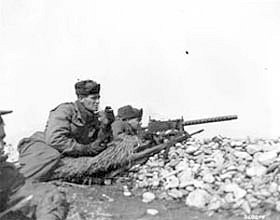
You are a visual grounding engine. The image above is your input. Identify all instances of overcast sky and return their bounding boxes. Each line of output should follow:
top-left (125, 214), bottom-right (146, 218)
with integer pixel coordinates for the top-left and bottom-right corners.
top-left (0, 0), bottom-right (279, 145)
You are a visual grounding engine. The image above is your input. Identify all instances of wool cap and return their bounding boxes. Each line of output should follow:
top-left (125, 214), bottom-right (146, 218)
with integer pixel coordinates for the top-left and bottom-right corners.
top-left (117, 105), bottom-right (143, 120)
top-left (75, 80), bottom-right (100, 97)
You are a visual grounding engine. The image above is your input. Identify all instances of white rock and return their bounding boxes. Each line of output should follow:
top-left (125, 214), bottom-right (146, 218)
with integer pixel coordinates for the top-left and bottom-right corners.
top-left (192, 180), bottom-right (206, 189)
top-left (241, 200), bottom-right (251, 214)
top-left (257, 151), bottom-right (278, 166)
top-left (231, 140), bottom-right (244, 147)
top-left (178, 168), bottom-right (193, 188)
top-left (234, 151), bottom-right (252, 160)
top-left (263, 143), bottom-right (280, 152)
top-left (186, 186), bottom-right (195, 191)
top-left (212, 151), bottom-right (225, 169)
top-left (224, 193), bottom-right (235, 203)
top-left (175, 160), bottom-right (189, 171)
top-left (123, 191), bottom-right (132, 197)
top-left (202, 173), bottom-right (215, 184)
top-left (142, 192), bottom-right (156, 203)
top-left (246, 144), bottom-right (263, 154)
top-left (207, 196), bottom-right (223, 210)
top-left (269, 182), bottom-right (278, 193)
top-left (275, 201), bottom-right (280, 212)
top-left (246, 162), bottom-right (267, 177)
top-left (185, 189), bottom-right (211, 209)
top-left (186, 145), bottom-right (199, 154)
top-left (168, 189), bottom-right (184, 199)
top-left (222, 183), bottom-right (246, 200)
top-left (164, 175), bottom-right (179, 189)
top-left (146, 209), bottom-right (159, 216)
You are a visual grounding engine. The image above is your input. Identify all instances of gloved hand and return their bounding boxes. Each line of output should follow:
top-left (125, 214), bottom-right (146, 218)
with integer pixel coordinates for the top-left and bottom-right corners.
top-left (104, 106), bottom-right (115, 124)
top-left (99, 106), bottom-right (115, 126)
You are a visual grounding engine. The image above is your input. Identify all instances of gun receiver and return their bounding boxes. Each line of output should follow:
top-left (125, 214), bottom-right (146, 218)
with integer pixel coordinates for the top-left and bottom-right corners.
top-left (145, 114), bottom-right (238, 133)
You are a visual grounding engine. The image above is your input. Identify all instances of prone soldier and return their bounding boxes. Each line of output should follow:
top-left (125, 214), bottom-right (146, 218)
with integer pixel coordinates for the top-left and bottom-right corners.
top-left (0, 110), bottom-right (68, 220)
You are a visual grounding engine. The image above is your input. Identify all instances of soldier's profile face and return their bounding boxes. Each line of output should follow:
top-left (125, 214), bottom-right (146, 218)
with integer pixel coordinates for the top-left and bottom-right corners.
top-left (80, 94), bottom-right (100, 113)
top-left (128, 117), bottom-right (141, 129)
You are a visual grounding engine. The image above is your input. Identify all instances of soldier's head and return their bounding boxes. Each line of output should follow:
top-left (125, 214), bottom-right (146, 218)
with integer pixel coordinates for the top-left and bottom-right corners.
top-left (0, 110), bottom-right (12, 149)
top-left (75, 80), bottom-right (100, 113)
top-left (117, 105), bottom-right (143, 129)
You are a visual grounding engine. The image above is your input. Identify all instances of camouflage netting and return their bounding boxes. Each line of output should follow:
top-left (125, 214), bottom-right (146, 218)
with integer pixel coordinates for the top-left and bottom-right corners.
top-left (51, 136), bottom-right (140, 184)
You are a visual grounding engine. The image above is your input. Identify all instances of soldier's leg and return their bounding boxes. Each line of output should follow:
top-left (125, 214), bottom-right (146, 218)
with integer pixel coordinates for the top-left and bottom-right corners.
top-left (13, 182), bottom-right (68, 220)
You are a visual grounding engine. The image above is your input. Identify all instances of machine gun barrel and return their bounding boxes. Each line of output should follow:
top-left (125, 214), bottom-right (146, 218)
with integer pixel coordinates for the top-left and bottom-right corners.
top-left (183, 115), bottom-right (238, 126)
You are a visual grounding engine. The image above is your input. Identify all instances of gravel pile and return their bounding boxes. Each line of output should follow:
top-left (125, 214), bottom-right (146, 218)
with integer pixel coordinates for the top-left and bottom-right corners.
top-left (128, 136), bottom-right (280, 217)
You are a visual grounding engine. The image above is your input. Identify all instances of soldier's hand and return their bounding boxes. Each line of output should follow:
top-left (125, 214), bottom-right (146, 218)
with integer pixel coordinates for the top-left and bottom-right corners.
top-left (104, 106), bottom-right (115, 124)
top-left (99, 106), bottom-right (115, 126)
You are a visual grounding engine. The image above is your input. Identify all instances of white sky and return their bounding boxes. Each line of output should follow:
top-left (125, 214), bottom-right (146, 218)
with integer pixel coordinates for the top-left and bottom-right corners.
top-left (0, 0), bottom-right (280, 145)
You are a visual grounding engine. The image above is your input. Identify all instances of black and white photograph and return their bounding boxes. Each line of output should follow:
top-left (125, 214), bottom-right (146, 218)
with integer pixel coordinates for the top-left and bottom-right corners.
top-left (0, 0), bottom-right (279, 219)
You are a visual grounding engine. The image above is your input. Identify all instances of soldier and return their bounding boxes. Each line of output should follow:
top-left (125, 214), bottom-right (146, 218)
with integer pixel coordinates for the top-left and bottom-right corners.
top-left (18, 79), bottom-right (114, 182)
top-left (0, 110), bottom-right (68, 220)
top-left (111, 105), bottom-right (143, 140)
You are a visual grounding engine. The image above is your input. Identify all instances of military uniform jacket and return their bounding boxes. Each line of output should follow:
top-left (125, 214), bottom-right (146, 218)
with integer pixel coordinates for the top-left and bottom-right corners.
top-left (45, 102), bottom-right (112, 153)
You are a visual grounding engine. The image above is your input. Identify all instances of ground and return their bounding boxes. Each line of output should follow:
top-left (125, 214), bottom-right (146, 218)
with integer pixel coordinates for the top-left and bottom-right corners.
top-left (61, 181), bottom-right (279, 220)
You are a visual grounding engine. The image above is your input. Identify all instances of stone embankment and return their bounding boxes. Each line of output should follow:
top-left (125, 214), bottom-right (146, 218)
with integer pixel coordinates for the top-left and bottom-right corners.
top-left (129, 136), bottom-right (280, 217)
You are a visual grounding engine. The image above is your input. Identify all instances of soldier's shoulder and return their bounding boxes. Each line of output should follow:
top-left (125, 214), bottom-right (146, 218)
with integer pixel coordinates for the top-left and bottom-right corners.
top-left (49, 102), bottom-right (76, 116)
top-left (50, 102), bottom-right (75, 112)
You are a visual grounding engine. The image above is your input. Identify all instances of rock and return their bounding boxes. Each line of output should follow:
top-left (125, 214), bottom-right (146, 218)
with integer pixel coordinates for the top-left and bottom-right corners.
top-left (164, 175), bottom-right (179, 189)
top-left (192, 180), bottom-right (206, 189)
top-left (224, 193), bottom-right (235, 203)
top-left (185, 189), bottom-right (211, 209)
top-left (212, 151), bottom-right (225, 169)
top-left (129, 136), bottom-right (280, 217)
top-left (231, 140), bottom-right (244, 147)
top-left (269, 182), bottom-right (278, 193)
top-left (146, 209), bottom-right (159, 216)
top-left (275, 201), bottom-right (280, 212)
top-left (178, 168), bottom-right (193, 188)
top-left (186, 145), bottom-right (200, 154)
top-left (175, 161), bottom-right (189, 173)
top-left (202, 173), bottom-right (215, 183)
top-left (220, 171), bottom-right (236, 180)
top-left (168, 189), bottom-right (184, 199)
top-left (152, 179), bottom-right (160, 187)
top-left (142, 192), bottom-right (155, 203)
top-left (258, 188), bottom-right (271, 197)
top-left (246, 144), bottom-right (263, 154)
top-left (124, 191), bottom-right (132, 197)
top-left (222, 183), bottom-right (247, 200)
top-left (246, 162), bottom-right (267, 177)
top-left (234, 151), bottom-right (252, 161)
top-left (207, 196), bottom-right (223, 211)
top-left (256, 151), bottom-right (278, 166)
top-left (241, 200), bottom-right (251, 214)
top-left (186, 186), bottom-right (195, 191)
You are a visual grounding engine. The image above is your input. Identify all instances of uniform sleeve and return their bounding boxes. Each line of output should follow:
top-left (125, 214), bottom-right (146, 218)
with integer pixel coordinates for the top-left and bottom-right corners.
top-left (44, 104), bottom-right (88, 155)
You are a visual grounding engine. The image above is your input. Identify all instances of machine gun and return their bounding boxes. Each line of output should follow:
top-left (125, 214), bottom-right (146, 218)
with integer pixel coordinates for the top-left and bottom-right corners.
top-left (141, 115), bottom-right (238, 159)
top-left (143, 114), bottom-right (237, 137)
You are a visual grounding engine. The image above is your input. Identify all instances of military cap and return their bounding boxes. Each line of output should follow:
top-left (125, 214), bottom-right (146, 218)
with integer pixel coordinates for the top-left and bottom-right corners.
top-left (117, 105), bottom-right (143, 120)
top-left (75, 80), bottom-right (100, 97)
